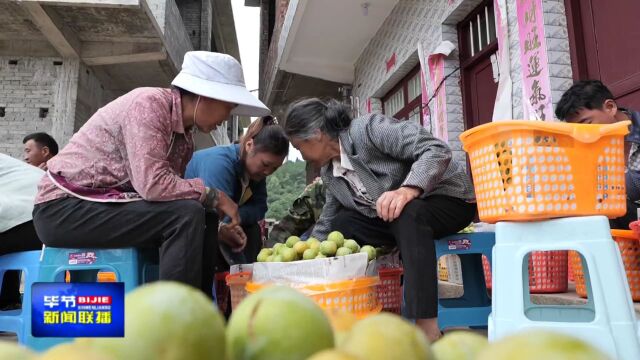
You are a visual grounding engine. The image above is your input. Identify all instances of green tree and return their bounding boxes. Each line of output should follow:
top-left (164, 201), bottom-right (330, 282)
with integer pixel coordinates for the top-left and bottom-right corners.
top-left (266, 160), bottom-right (307, 220)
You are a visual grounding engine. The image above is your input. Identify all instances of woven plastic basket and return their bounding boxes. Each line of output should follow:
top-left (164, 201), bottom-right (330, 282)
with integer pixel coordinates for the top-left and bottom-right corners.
top-left (460, 120), bottom-right (629, 223)
top-left (225, 272), bottom-right (251, 310)
top-left (246, 277), bottom-right (382, 318)
top-left (482, 251), bottom-right (568, 293)
top-left (571, 230), bottom-right (640, 301)
top-left (377, 267), bottom-right (403, 314)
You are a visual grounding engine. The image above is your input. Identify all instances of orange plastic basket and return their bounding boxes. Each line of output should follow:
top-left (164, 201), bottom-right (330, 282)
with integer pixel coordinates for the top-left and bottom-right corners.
top-left (246, 277), bottom-right (382, 318)
top-left (569, 251), bottom-right (587, 297)
top-left (529, 251), bottom-right (568, 293)
top-left (568, 258), bottom-right (576, 282)
top-left (215, 272), bottom-right (230, 313)
top-left (460, 120), bottom-right (629, 223)
top-left (482, 251), bottom-right (568, 293)
top-left (482, 255), bottom-right (492, 290)
top-left (225, 272), bottom-right (252, 310)
top-left (572, 230), bottom-right (640, 301)
top-left (377, 267), bottom-right (403, 314)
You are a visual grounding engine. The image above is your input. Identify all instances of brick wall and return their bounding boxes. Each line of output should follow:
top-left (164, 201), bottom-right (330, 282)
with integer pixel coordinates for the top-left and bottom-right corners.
top-left (166, 0), bottom-right (194, 69)
top-left (200, 0), bottom-right (212, 51)
top-left (74, 63), bottom-right (110, 132)
top-left (353, 0), bottom-right (574, 160)
top-left (147, 0), bottom-right (168, 31)
top-left (352, 0), bottom-right (484, 162)
top-left (0, 56), bottom-right (78, 159)
top-left (542, 0), bottom-right (573, 111)
top-left (146, 0), bottom-right (193, 69)
top-left (260, 0), bottom-right (291, 102)
top-left (176, 0), bottom-right (203, 50)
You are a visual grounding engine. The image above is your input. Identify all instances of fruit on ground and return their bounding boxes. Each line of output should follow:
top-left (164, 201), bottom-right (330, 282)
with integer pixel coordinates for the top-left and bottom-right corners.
top-left (281, 247), bottom-right (297, 262)
top-left (343, 239), bottom-right (360, 253)
top-left (0, 341), bottom-right (36, 360)
top-left (293, 241), bottom-right (309, 257)
top-left (257, 248), bottom-right (273, 262)
top-left (477, 331), bottom-right (608, 360)
top-left (307, 349), bottom-right (361, 360)
top-left (432, 331), bottom-right (488, 360)
top-left (41, 342), bottom-right (113, 360)
top-left (339, 313), bottom-right (432, 360)
top-left (286, 236), bottom-right (301, 248)
top-left (273, 243), bottom-right (285, 254)
top-left (307, 238), bottom-right (321, 251)
top-left (326, 309), bottom-right (359, 347)
top-left (360, 245), bottom-right (377, 261)
top-left (336, 247), bottom-right (353, 256)
top-left (226, 286), bottom-right (334, 360)
top-left (78, 281), bottom-right (226, 360)
top-left (327, 231), bottom-right (345, 247)
top-left (320, 241), bottom-right (338, 256)
top-left (303, 248), bottom-right (319, 260)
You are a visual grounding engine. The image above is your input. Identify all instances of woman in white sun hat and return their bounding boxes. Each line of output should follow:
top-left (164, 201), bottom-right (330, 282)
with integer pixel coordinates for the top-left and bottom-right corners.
top-left (33, 51), bottom-right (270, 296)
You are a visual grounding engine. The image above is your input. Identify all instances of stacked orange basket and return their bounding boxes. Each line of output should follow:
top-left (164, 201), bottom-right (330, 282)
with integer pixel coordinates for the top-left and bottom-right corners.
top-left (570, 230), bottom-right (640, 301)
top-left (461, 120), bottom-right (630, 295)
top-left (460, 120), bottom-right (629, 223)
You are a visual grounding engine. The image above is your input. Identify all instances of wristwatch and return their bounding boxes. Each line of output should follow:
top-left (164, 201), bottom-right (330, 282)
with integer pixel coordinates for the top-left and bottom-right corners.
top-left (204, 187), bottom-right (219, 209)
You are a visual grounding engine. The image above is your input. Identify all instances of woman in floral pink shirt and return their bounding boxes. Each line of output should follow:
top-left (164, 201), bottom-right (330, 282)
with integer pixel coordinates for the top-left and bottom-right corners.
top-left (32, 51), bottom-right (270, 295)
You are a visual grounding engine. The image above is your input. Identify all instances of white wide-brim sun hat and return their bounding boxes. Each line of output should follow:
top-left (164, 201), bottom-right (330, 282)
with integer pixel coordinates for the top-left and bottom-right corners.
top-left (172, 51), bottom-right (270, 117)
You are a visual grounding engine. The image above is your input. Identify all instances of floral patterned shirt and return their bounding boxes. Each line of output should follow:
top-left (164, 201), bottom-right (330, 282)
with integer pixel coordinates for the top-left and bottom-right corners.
top-left (35, 87), bottom-right (206, 204)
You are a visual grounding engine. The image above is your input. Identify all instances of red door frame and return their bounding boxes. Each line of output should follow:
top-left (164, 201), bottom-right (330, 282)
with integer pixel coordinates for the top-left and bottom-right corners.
top-left (563, 0), bottom-right (590, 81)
top-left (564, 0), bottom-right (640, 100)
top-left (458, 0), bottom-right (498, 130)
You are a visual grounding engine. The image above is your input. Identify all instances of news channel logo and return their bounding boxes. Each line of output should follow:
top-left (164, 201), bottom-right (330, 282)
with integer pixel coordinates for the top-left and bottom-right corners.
top-left (31, 282), bottom-right (124, 337)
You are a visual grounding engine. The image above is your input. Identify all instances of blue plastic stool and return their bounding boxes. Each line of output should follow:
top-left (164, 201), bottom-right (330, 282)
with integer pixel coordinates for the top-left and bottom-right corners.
top-left (38, 247), bottom-right (159, 293)
top-left (435, 232), bottom-right (494, 330)
top-left (489, 216), bottom-right (640, 359)
top-left (25, 247), bottom-right (159, 351)
top-left (0, 251), bottom-right (42, 346)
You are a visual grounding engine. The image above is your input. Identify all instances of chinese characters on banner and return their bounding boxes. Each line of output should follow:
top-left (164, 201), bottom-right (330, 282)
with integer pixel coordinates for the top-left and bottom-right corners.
top-left (517, 0), bottom-right (553, 121)
top-left (32, 282), bottom-right (124, 337)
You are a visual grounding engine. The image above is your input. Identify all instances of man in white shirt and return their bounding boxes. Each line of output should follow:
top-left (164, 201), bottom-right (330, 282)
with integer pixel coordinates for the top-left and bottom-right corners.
top-left (0, 153), bottom-right (44, 308)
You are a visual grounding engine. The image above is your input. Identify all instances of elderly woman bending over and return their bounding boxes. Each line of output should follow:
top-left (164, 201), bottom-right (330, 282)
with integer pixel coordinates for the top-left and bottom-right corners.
top-left (284, 98), bottom-right (476, 341)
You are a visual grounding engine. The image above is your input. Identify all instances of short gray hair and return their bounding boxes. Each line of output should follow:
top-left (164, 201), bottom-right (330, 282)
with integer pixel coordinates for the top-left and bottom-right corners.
top-left (284, 98), bottom-right (352, 140)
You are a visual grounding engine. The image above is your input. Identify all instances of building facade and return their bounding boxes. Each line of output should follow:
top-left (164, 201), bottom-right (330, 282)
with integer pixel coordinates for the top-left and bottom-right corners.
top-left (259, 0), bottom-right (640, 169)
top-left (0, 0), bottom-right (241, 158)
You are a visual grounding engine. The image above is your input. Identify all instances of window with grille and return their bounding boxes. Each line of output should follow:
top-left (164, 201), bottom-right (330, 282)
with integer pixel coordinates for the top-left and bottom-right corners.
top-left (383, 90), bottom-right (404, 118)
top-left (382, 65), bottom-right (422, 124)
top-left (408, 73), bottom-right (421, 101)
top-left (460, 1), bottom-right (497, 61)
top-left (458, 0), bottom-right (500, 130)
